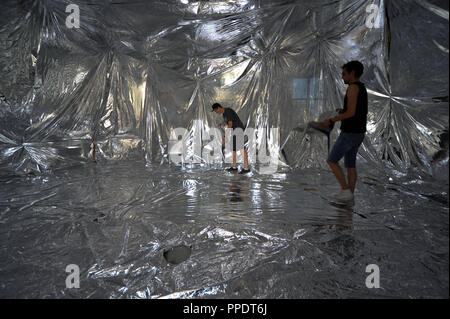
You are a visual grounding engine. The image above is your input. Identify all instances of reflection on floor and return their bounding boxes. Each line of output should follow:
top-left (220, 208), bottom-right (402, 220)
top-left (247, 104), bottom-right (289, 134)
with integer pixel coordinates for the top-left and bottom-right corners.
top-left (0, 160), bottom-right (448, 298)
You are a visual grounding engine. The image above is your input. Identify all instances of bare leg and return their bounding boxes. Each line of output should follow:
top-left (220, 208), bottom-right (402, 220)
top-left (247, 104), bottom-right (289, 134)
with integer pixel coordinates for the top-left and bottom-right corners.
top-left (347, 168), bottom-right (357, 193)
top-left (232, 151), bottom-right (237, 168)
top-left (242, 149), bottom-right (249, 170)
top-left (327, 160), bottom-right (350, 190)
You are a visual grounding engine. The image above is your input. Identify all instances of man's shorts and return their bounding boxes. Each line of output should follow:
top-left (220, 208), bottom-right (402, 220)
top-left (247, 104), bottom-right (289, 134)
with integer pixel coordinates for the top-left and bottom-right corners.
top-left (327, 132), bottom-right (365, 168)
top-left (232, 134), bottom-right (248, 152)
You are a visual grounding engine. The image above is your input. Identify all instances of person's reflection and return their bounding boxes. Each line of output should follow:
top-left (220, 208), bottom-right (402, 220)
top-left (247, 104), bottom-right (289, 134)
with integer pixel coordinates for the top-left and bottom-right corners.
top-left (227, 176), bottom-right (249, 203)
top-left (328, 201), bottom-right (354, 230)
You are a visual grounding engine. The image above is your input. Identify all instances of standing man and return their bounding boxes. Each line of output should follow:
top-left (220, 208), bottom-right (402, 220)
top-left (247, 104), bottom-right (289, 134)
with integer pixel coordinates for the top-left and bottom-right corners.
top-left (212, 103), bottom-right (250, 174)
top-left (320, 61), bottom-right (368, 202)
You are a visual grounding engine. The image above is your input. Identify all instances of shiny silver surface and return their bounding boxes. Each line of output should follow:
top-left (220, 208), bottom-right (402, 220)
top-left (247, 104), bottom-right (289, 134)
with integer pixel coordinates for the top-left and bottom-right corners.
top-left (0, 161), bottom-right (448, 298)
top-left (0, 0), bottom-right (448, 298)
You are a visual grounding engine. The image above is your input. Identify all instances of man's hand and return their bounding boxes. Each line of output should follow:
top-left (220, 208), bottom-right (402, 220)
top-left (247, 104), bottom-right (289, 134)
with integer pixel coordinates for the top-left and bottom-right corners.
top-left (336, 108), bottom-right (344, 114)
top-left (319, 119), bottom-right (332, 127)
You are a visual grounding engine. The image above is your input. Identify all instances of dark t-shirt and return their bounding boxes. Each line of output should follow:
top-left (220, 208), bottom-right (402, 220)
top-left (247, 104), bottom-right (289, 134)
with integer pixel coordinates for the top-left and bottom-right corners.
top-left (341, 81), bottom-right (368, 133)
top-left (223, 108), bottom-right (245, 130)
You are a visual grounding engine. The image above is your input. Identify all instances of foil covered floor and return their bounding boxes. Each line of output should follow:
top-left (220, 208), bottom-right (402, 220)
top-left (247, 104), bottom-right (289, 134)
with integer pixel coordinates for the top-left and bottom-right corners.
top-left (0, 160), bottom-right (448, 298)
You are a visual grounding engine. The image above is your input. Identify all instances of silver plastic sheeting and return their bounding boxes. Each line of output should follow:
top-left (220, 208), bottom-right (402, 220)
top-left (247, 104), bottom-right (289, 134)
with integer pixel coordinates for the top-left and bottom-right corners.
top-left (0, 0), bottom-right (448, 298)
top-left (0, 160), bottom-right (448, 298)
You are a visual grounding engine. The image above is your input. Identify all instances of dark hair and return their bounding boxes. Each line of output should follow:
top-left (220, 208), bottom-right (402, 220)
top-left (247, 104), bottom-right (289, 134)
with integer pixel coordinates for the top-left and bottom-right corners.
top-left (212, 103), bottom-right (222, 109)
top-left (342, 60), bottom-right (364, 78)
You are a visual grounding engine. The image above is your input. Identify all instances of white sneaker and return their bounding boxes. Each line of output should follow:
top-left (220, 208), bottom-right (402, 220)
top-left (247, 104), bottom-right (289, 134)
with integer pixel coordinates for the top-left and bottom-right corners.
top-left (330, 189), bottom-right (354, 202)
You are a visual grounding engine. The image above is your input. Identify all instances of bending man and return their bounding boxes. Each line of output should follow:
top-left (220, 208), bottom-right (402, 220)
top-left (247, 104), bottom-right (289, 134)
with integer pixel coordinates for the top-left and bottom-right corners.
top-left (212, 103), bottom-right (250, 174)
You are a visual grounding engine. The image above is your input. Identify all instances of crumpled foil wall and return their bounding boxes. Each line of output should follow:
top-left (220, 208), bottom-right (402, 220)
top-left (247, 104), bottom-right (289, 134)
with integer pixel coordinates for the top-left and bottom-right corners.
top-left (0, 0), bottom-right (448, 176)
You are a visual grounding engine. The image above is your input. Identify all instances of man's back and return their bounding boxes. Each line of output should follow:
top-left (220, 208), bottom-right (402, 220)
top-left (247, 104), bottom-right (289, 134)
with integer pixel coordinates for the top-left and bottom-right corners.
top-left (223, 107), bottom-right (245, 130)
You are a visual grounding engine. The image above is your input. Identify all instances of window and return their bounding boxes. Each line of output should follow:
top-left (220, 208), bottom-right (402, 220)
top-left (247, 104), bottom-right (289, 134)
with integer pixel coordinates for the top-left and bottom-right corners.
top-left (292, 77), bottom-right (323, 109)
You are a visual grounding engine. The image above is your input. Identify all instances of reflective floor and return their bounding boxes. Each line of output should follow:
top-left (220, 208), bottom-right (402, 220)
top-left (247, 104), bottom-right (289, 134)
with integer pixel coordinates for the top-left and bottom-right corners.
top-left (0, 159), bottom-right (448, 298)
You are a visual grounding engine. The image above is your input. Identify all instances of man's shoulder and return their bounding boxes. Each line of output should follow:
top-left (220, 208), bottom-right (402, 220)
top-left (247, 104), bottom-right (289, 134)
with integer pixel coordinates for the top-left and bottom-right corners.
top-left (223, 108), bottom-right (233, 119)
top-left (347, 83), bottom-right (360, 93)
top-left (225, 107), bottom-right (237, 115)
top-left (350, 81), bottom-right (366, 88)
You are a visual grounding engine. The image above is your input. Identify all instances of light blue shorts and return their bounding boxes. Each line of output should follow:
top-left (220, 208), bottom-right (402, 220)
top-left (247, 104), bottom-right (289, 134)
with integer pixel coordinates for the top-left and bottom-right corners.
top-left (327, 132), bottom-right (365, 168)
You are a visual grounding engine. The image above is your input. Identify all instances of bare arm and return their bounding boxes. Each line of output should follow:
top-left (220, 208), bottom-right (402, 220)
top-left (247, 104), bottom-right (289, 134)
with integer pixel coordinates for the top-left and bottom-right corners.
top-left (332, 85), bottom-right (359, 122)
top-left (223, 121), bottom-right (233, 144)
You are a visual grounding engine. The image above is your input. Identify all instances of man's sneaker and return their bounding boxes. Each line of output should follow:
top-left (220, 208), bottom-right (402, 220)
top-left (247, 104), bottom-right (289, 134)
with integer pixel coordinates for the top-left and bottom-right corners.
top-left (239, 168), bottom-right (251, 174)
top-left (330, 189), bottom-right (354, 202)
top-left (226, 167), bottom-right (238, 172)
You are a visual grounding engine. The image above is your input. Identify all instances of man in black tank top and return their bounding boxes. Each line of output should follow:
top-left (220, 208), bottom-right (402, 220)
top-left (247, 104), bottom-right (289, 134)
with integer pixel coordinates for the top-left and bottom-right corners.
top-left (319, 61), bottom-right (368, 203)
